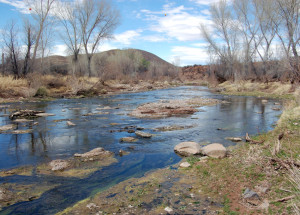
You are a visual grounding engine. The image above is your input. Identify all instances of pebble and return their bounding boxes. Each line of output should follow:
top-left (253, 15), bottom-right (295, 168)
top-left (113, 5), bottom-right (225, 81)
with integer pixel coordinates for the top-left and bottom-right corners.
top-left (164, 206), bottom-right (173, 213)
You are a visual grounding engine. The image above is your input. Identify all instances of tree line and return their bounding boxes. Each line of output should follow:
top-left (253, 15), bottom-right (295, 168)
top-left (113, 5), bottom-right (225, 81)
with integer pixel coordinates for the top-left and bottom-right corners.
top-left (201, 0), bottom-right (299, 83)
top-left (1, 0), bottom-right (119, 79)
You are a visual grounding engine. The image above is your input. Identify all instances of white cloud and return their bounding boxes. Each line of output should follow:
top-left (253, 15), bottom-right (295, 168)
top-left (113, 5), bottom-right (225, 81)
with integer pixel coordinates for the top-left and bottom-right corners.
top-left (52, 44), bottom-right (68, 56)
top-left (141, 4), bottom-right (212, 42)
top-left (142, 35), bottom-right (168, 42)
top-left (189, 0), bottom-right (229, 6)
top-left (170, 45), bottom-right (209, 66)
top-left (114, 29), bottom-right (142, 45)
top-left (0, 0), bottom-right (29, 14)
top-left (97, 43), bottom-right (117, 52)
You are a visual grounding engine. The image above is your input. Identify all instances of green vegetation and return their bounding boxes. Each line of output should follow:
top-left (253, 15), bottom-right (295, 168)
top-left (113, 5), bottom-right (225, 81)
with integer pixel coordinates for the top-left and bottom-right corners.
top-left (34, 87), bottom-right (49, 97)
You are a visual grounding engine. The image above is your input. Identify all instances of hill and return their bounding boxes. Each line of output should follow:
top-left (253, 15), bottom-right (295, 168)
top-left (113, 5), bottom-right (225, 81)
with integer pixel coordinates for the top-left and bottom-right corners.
top-left (41, 49), bottom-right (175, 75)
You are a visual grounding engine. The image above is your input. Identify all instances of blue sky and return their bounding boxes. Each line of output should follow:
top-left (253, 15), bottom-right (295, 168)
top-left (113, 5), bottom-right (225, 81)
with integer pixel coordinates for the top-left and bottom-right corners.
top-left (0, 0), bottom-right (219, 66)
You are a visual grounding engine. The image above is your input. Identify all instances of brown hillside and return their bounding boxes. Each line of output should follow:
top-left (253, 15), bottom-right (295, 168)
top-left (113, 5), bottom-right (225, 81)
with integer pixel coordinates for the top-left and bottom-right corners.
top-left (38, 49), bottom-right (175, 74)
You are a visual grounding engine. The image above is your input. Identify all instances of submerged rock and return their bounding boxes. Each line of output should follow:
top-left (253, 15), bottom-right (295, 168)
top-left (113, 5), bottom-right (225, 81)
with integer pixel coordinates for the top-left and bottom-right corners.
top-left (66, 121), bottom-right (76, 126)
top-left (201, 143), bottom-right (226, 158)
top-left (135, 131), bottom-right (152, 138)
top-left (154, 125), bottom-right (195, 132)
top-left (10, 129), bottom-right (33, 134)
top-left (119, 150), bottom-right (129, 156)
top-left (0, 188), bottom-right (13, 202)
top-left (174, 142), bottom-right (201, 156)
top-left (0, 124), bottom-right (17, 132)
top-left (49, 159), bottom-right (70, 171)
top-left (120, 137), bottom-right (138, 142)
top-left (14, 119), bottom-right (33, 123)
top-left (272, 107), bottom-right (281, 111)
top-left (35, 113), bottom-right (55, 117)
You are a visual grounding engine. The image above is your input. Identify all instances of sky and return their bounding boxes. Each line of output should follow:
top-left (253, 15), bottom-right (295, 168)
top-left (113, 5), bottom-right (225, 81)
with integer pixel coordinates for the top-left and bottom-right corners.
top-left (0, 0), bottom-right (220, 66)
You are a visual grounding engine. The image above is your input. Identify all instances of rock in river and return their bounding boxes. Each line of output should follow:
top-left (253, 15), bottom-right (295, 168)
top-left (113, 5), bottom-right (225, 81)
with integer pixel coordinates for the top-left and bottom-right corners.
top-left (0, 124), bottom-right (17, 132)
top-left (135, 131), bottom-right (152, 138)
top-left (74, 147), bottom-right (112, 160)
top-left (66, 121), bottom-right (76, 126)
top-left (226, 137), bottom-right (243, 142)
top-left (201, 143), bottom-right (226, 158)
top-left (49, 159), bottom-right (70, 171)
top-left (120, 137), bottom-right (138, 142)
top-left (174, 142), bottom-right (201, 156)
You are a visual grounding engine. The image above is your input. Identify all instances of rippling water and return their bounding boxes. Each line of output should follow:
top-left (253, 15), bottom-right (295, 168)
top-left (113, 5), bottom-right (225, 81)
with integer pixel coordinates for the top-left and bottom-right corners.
top-left (0, 86), bottom-right (282, 214)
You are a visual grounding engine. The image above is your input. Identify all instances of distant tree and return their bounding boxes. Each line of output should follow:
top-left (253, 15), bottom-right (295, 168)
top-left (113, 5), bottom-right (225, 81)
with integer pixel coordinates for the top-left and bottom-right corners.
top-left (2, 21), bottom-right (21, 79)
top-left (22, 19), bottom-right (36, 77)
top-left (78, 0), bottom-right (120, 77)
top-left (272, 0), bottom-right (300, 81)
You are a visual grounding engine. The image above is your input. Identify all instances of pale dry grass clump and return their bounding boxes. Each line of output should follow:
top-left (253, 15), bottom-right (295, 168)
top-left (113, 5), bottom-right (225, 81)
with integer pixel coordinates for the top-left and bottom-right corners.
top-left (218, 81), bottom-right (293, 96)
top-left (0, 75), bottom-right (28, 89)
top-left (0, 75), bottom-right (29, 98)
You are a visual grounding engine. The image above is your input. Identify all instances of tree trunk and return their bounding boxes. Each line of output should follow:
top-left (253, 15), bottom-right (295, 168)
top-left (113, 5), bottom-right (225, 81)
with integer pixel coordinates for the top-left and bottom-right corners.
top-left (87, 55), bottom-right (92, 77)
top-left (1, 53), bottom-right (4, 75)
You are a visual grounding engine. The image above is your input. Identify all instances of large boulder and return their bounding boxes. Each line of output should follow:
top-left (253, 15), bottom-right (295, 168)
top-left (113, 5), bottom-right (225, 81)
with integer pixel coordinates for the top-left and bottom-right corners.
top-left (174, 142), bottom-right (201, 156)
top-left (201, 143), bottom-right (226, 158)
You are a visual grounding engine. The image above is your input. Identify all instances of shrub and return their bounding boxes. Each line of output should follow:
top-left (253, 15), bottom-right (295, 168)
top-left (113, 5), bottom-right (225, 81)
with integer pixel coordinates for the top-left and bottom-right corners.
top-left (35, 87), bottom-right (49, 97)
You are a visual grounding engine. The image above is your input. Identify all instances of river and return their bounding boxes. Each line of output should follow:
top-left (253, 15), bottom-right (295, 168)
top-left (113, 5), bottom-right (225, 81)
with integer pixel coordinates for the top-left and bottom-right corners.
top-left (0, 86), bottom-right (282, 214)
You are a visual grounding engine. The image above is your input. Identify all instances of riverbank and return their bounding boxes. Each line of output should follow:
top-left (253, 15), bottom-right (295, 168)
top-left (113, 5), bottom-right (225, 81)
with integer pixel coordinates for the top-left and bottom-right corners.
top-left (0, 74), bottom-right (182, 104)
top-left (57, 83), bottom-right (299, 215)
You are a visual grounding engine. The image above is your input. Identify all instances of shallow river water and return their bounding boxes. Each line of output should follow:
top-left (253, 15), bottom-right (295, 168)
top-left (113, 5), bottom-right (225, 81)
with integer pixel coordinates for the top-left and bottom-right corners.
top-left (0, 86), bottom-right (282, 214)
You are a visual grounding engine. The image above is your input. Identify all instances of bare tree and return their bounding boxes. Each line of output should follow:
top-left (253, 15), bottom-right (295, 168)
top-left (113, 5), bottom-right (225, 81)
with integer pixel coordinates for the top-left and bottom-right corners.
top-left (200, 0), bottom-right (240, 81)
top-left (22, 19), bottom-right (36, 77)
top-left (39, 17), bottom-right (55, 74)
top-left (273, 0), bottom-right (300, 82)
top-left (26, 0), bottom-right (56, 69)
top-left (2, 21), bottom-right (20, 79)
top-left (233, 0), bottom-right (260, 79)
top-left (78, 0), bottom-right (120, 77)
top-left (57, 1), bottom-right (81, 76)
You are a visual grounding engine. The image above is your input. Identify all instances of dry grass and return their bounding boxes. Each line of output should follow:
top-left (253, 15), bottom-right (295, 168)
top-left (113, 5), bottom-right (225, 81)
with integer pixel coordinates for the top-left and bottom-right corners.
top-left (289, 163), bottom-right (300, 215)
top-left (0, 75), bottom-right (29, 98)
top-left (218, 81), bottom-right (295, 99)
